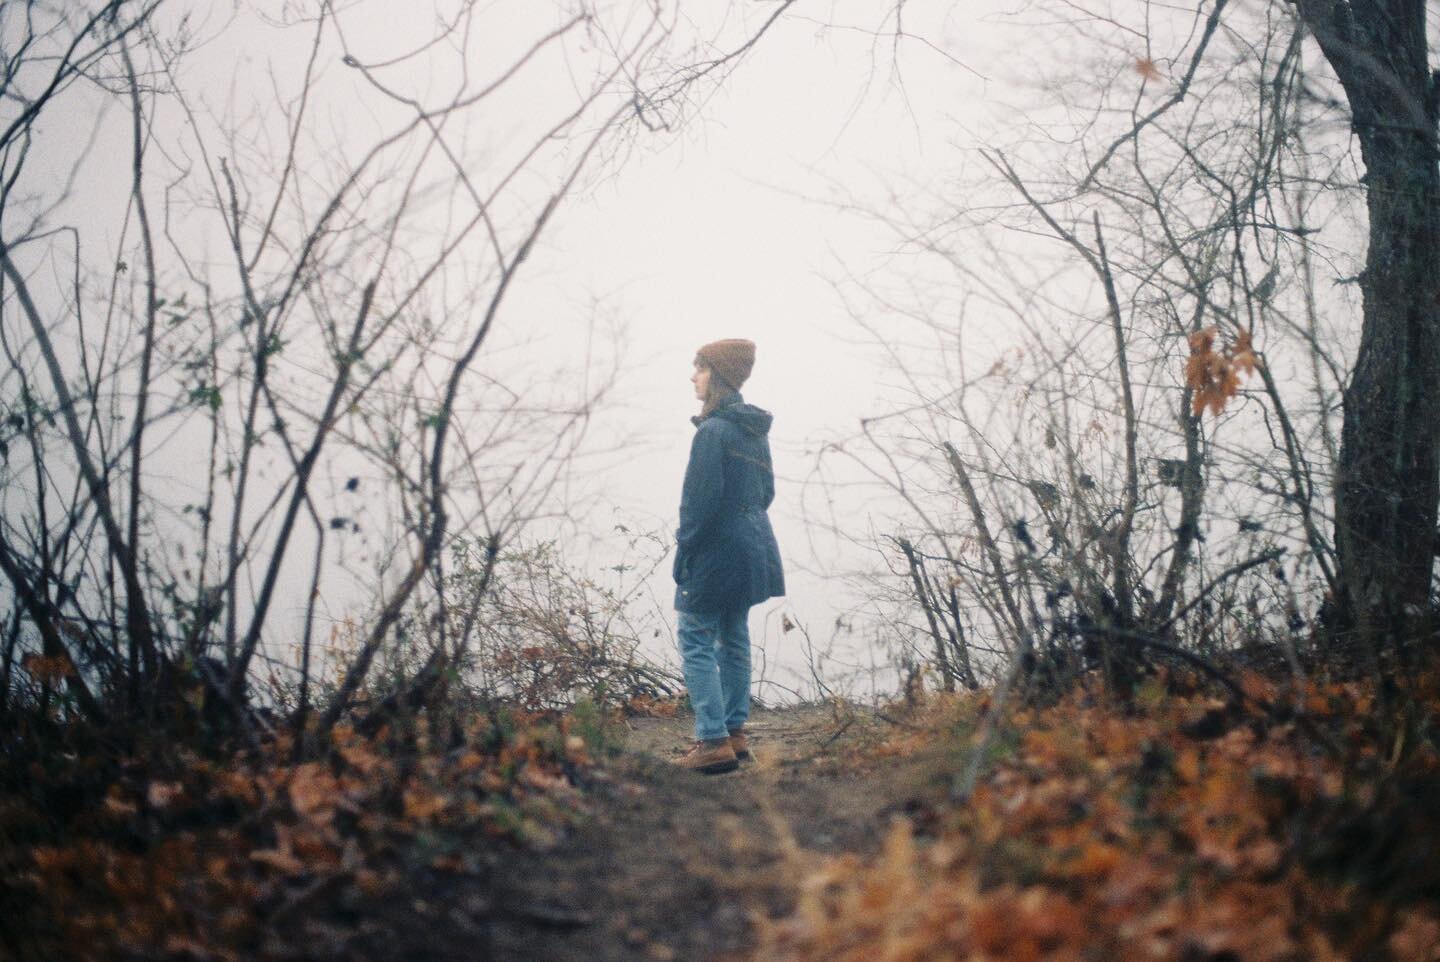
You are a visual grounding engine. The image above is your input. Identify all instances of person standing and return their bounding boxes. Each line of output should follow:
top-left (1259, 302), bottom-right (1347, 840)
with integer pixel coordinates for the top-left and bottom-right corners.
top-left (672, 339), bottom-right (785, 774)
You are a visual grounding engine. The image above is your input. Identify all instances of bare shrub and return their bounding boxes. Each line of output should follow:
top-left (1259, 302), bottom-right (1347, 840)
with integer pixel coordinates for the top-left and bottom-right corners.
top-left (0, 1), bottom-right (797, 745)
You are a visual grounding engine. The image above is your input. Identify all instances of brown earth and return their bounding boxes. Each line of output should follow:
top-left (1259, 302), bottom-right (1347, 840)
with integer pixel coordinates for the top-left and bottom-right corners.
top-left (366, 703), bottom-right (932, 962)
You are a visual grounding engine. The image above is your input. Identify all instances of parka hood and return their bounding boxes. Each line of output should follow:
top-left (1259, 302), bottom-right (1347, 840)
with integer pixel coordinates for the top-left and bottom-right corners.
top-left (696, 394), bottom-right (773, 436)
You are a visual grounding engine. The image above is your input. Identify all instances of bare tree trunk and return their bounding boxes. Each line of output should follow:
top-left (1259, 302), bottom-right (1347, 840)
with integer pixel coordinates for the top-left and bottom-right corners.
top-left (1295, 0), bottom-right (1440, 649)
top-left (0, 531), bottom-right (104, 721)
top-left (1093, 213), bottom-right (1139, 634)
top-left (944, 581), bottom-right (980, 690)
top-left (898, 537), bottom-right (956, 692)
top-left (942, 442), bottom-right (1031, 650)
top-left (120, 31), bottom-right (161, 705)
top-left (0, 250), bottom-right (160, 677)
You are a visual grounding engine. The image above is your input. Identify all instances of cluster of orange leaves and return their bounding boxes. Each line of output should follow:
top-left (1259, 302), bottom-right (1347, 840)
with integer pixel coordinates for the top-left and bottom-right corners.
top-left (751, 671), bottom-right (1440, 962)
top-left (1135, 58), bottom-right (1164, 83)
top-left (7, 711), bottom-right (592, 961)
top-left (19, 651), bottom-right (77, 685)
top-left (624, 692), bottom-right (684, 718)
top-left (1185, 327), bottom-right (1259, 417)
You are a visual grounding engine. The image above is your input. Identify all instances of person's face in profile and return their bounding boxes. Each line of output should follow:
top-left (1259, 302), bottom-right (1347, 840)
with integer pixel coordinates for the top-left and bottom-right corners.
top-left (691, 362), bottom-right (711, 401)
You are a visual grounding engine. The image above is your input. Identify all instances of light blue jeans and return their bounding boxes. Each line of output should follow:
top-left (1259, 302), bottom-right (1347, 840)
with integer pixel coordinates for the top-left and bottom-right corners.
top-left (676, 606), bottom-right (752, 742)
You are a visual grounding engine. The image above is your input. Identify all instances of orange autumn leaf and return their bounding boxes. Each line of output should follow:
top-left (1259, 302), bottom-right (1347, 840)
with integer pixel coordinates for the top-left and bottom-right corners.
top-left (520, 766), bottom-right (573, 794)
top-left (403, 786), bottom-right (449, 820)
top-left (1185, 326), bottom-right (1257, 416)
top-left (249, 847), bottom-right (304, 875)
top-left (1231, 330), bottom-right (1259, 376)
top-left (219, 769), bottom-right (261, 806)
top-left (146, 781), bottom-right (184, 809)
top-left (1175, 746), bottom-right (1202, 784)
top-left (972, 889), bottom-right (1086, 959)
top-left (249, 825), bottom-right (305, 877)
top-left (21, 651), bottom-right (76, 684)
top-left (455, 750), bottom-right (487, 774)
top-left (288, 826), bottom-right (342, 871)
top-left (431, 853), bottom-right (466, 873)
top-left (337, 740), bottom-right (386, 776)
top-left (1240, 670), bottom-right (1275, 704)
top-left (1135, 57), bottom-right (1163, 82)
top-left (1390, 910), bottom-right (1440, 961)
top-left (288, 762), bottom-right (340, 825)
top-left (1067, 841), bottom-right (1125, 879)
top-left (1245, 838), bottom-right (1284, 874)
top-left (103, 785), bottom-right (138, 817)
top-left (1187, 326), bottom-right (1217, 355)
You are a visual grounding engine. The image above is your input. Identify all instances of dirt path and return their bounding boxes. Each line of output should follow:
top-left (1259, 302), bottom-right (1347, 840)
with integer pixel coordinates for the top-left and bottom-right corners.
top-left (464, 705), bottom-right (921, 962)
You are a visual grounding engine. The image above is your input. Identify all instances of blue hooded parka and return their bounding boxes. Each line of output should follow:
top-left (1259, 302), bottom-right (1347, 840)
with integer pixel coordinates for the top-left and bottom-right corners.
top-left (673, 394), bottom-right (785, 613)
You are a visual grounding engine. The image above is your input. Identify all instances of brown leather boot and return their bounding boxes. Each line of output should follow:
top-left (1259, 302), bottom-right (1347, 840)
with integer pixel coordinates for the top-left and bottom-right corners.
top-left (728, 728), bottom-right (750, 760)
top-left (672, 738), bottom-right (739, 774)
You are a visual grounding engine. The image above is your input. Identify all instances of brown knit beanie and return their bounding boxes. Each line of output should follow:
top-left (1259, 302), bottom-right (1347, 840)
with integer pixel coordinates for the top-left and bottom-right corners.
top-left (695, 339), bottom-right (756, 392)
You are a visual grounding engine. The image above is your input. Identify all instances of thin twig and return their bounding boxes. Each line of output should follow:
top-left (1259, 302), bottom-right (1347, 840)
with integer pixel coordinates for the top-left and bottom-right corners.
top-left (1158, 546), bottom-right (1286, 634)
top-left (1076, 0), bottom-right (1232, 191)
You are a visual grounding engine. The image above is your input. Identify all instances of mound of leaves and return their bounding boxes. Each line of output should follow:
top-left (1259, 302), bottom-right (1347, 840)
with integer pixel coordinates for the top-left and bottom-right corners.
top-left (1, 706), bottom-right (596, 961)
top-left (752, 669), bottom-right (1440, 962)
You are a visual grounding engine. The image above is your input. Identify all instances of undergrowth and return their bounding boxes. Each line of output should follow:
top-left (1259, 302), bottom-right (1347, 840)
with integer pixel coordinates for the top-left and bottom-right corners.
top-left (751, 667), bottom-right (1440, 962)
top-left (0, 702), bottom-right (614, 962)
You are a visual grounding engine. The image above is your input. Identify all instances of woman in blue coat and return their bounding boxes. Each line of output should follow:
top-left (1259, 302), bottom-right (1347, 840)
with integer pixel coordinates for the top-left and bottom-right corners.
top-left (672, 339), bottom-right (785, 774)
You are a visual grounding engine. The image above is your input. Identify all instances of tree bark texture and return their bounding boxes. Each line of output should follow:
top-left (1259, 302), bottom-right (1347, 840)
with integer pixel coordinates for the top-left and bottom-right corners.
top-left (1295, 0), bottom-right (1440, 644)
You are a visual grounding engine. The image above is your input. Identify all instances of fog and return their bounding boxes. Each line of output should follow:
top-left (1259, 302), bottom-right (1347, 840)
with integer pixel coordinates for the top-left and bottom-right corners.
top-left (494, 3), bottom-right (1027, 699)
top-left (6, 0), bottom-right (1338, 706)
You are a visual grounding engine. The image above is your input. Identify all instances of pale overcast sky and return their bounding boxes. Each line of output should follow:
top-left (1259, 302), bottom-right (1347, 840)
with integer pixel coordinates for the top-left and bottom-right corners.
top-left (17, 1), bottom-right (1142, 699)
top-left (510, 3), bottom-right (1021, 695)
